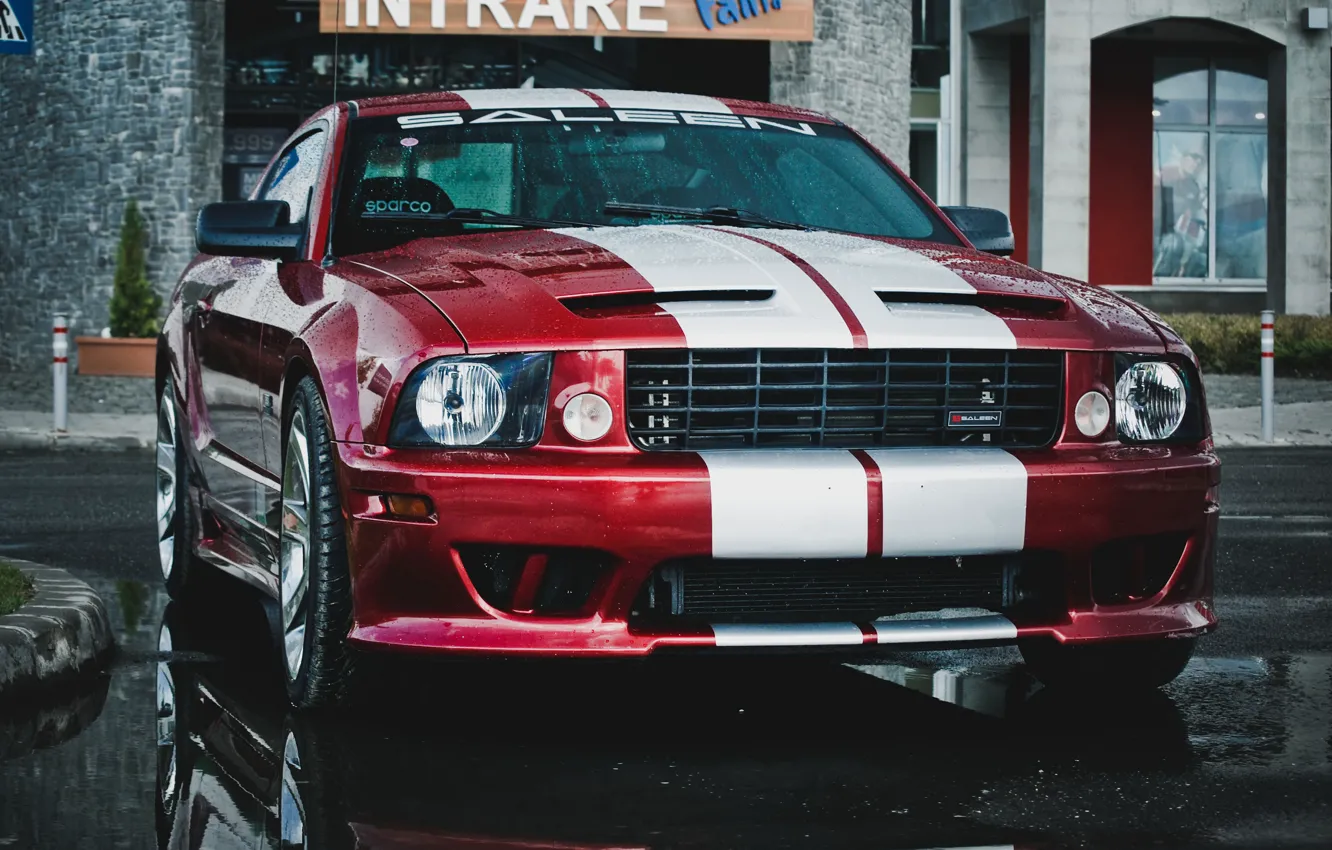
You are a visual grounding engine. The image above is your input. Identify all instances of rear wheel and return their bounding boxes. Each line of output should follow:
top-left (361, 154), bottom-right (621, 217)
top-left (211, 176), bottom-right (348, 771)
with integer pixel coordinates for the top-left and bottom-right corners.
top-left (157, 390), bottom-right (199, 601)
top-left (1019, 636), bottom-right (1196, 691)
top-left (281, 377), bottom-right (357, 710)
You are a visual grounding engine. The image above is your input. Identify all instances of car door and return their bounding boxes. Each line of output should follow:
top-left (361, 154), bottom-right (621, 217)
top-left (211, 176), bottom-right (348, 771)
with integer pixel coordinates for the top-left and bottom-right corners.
top-left (190, 128), bottom-right (328, 575)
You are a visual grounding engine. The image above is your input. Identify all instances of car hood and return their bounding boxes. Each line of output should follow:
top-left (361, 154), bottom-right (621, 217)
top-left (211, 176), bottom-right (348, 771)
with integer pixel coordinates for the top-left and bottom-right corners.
top-left (348, 225), bottom-right (1166, 354)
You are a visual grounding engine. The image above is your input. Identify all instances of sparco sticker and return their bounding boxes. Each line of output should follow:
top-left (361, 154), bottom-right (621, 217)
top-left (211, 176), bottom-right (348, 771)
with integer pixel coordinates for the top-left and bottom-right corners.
top-left (397, 109), bottom-right (818, 135)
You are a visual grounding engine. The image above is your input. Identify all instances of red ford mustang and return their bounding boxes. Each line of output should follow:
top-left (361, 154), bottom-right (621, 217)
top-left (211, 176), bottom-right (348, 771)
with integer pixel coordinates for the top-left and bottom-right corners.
top-left (155, 89), bottom-right (1219, 708)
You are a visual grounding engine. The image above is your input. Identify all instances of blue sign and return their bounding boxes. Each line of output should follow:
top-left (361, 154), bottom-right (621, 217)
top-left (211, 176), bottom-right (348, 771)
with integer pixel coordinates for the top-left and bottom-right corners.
top-left (695, 0), bottom-right (783, 32)
top-left (0, 0), bottom-right (32, 55)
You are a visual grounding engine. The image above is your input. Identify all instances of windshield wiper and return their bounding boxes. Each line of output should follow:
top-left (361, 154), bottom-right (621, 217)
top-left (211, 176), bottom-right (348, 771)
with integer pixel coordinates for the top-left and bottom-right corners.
top-left (359, 207), bottom-right (594, 229)
top-left (603, 202), bottom-right (810, 231)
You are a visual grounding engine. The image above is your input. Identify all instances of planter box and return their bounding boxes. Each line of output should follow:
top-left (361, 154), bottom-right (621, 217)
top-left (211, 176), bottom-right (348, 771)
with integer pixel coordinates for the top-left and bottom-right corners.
top-left (75, 336), bottom-right (156, 377)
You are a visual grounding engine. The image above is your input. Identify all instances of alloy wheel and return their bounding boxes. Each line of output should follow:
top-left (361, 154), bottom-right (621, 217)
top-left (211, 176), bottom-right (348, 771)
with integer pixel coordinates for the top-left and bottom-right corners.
top-left (156, 394), bottom-right (178, 583)
top-left (280, 731), bottom-right (307, 848)
top-left (155, 621), bottom-right (178, 818)
top-left (280, 408), bottom-right (313, 683)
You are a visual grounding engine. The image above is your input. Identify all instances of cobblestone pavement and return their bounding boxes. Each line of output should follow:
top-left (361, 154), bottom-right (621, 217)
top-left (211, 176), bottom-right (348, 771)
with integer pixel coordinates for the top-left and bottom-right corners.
top-left (0, 370), bottom-right (154, 415)
top-left (0, 370), bottom-right (1329, 418)
top-left (1204, 375), bottom-right (1332, 409)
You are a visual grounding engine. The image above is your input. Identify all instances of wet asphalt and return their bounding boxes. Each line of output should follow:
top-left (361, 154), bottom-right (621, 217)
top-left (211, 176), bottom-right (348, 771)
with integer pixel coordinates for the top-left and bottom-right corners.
top-left (0, 447), bottom-right (1329, 849)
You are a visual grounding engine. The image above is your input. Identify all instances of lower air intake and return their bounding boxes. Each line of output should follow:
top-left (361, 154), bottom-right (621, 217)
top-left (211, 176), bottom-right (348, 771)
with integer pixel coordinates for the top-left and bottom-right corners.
top-left (633, 556), bottom-right (1016, 624)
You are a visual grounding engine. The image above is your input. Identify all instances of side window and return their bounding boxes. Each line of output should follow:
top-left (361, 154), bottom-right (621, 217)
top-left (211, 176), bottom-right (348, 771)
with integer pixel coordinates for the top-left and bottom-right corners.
top-left (261, 131), bottom-right (326, 223)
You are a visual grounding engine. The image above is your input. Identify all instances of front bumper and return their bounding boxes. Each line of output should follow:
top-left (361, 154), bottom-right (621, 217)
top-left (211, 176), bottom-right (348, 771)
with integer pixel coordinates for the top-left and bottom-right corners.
top-left (334, 442), bottom-right (1219, 656)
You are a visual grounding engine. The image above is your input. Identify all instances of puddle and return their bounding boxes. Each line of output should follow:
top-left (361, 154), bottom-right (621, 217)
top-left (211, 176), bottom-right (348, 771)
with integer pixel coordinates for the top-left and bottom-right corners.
top-left (1, 590), bottom-right (1329, 849)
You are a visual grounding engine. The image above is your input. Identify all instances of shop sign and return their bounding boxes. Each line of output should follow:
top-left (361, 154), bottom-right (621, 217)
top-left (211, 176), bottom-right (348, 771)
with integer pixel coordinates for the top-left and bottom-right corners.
top-left (224, 128), bottom-right (289, 166)
top-left (319, 0), bottom-right (813, 41)
top-left (0, 0), bottom-right (33, 56)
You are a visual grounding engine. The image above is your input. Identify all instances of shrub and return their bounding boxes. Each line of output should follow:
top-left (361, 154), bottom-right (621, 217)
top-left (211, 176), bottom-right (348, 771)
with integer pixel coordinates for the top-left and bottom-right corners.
top-left (108, 200), bottom-right (163, 338)
top-left (0, 561), bottom-right (33, 617)
top-left (1161, 313), bottom-right (1332, 378)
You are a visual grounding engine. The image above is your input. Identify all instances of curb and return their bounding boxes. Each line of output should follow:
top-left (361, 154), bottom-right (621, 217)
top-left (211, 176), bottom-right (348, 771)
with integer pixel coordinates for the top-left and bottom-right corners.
top-left (0, 560), bottom-right (116, 699)
top-left (0, 430), bottom-right (152, 452)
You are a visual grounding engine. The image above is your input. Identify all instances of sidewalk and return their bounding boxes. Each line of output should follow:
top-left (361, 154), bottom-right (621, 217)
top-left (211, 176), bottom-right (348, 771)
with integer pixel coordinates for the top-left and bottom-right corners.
top-left (1210, 402), bottom-right (1332, 447)
top-left (0, 410), bottom-right (154, 451)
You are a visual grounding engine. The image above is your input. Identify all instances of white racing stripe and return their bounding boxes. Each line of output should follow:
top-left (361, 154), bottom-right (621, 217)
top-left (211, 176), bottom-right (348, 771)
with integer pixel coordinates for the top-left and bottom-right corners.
top-left (456, 89), bottom-right (599, 109)
top-left (735, 229), bottom-right (1017, 350)
top-left (712, 622), bottom-right (864, 648)
top-left (586, 90), bottom-right (732, 113)
top-left (871, 614), bottom-right (1017, 644)
top-left (556, 225), bottom-right (855, 348)
top-left (702, 451), bottom-right (868, 559)
top-left (866, 448), bottom-right (1028, 557)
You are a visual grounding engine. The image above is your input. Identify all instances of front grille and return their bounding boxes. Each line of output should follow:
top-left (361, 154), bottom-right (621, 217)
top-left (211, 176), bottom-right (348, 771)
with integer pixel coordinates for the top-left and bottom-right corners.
top-left (625, 349), bottom-right (1063, 450)
top-left (633, 557), bottom-right (1014, 624)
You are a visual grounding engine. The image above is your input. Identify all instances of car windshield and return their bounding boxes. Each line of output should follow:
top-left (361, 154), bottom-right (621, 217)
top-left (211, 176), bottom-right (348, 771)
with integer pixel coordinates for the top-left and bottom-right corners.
top-left (333, 108), bottom-right (957, 256)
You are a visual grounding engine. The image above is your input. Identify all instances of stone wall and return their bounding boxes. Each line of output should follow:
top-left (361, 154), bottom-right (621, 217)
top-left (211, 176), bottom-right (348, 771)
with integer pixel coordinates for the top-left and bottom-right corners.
top-left (0, 0), bottom-right (225, 371)
top-left (770, 0), bottom-right (913, 166)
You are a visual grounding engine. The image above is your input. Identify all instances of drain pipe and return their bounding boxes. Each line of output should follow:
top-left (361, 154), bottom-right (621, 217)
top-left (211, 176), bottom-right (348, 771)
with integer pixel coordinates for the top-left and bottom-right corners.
top-left (53, 315), bottom-right (69, 433)
top-left (1261, 310), bottom-right (1275, 443)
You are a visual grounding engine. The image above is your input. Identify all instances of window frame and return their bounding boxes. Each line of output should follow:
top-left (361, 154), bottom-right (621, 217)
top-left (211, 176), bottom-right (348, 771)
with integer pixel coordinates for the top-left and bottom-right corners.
top-left (1152, 57), bottom-right (1268, 288)
top-left (257, 124), bottom-right (330, 261)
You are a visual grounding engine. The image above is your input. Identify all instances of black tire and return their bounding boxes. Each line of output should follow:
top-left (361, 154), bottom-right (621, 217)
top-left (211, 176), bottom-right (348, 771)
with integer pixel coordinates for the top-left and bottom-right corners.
top-left (281, 716), bottom-right (356, 850)
top-left (158, 388), bottom-right (201, 602)
top-left (155, 604), bottom-right (193, 849)
top-left (1019, 636), bottom-right (1196, 691)
top-left (284, 377), bottom-right (358, 710)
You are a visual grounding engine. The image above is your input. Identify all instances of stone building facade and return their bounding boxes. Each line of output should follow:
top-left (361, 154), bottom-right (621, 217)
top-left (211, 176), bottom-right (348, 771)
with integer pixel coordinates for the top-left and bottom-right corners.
top-left (0, 0), bottom-right (911, 372)
top-left (0, 0), bottom-right (225, 370)
top-left (961, 0), bottom-right (1332, 314)
top-left (1, 0), bottom-right (1328, 372)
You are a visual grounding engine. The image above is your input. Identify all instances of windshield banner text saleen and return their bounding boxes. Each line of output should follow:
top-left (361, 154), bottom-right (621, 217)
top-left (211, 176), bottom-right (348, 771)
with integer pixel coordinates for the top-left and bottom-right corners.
top-left (319, 0), bottom-right (813, 41)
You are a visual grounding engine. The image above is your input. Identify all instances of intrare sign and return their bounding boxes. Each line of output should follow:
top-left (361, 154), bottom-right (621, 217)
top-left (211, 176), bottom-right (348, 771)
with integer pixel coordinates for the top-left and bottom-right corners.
top-left (318, 0), bottom-right (814, 41)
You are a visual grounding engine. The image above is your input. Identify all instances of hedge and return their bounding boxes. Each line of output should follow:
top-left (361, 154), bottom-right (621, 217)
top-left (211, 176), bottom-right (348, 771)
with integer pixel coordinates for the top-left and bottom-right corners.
top-left (1160, 313), bottom-right (1332, 378)
top-left (0, 561), bottom-right (33, 617)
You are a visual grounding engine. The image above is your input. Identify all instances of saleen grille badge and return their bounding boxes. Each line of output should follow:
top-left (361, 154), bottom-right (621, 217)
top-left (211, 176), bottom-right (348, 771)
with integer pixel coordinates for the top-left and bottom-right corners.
top-left (948, 411), bottom-right (1004, 428)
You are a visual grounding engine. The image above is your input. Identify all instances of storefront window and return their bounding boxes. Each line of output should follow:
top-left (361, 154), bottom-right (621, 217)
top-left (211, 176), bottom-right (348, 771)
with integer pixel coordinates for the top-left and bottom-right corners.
top-left (1153, 58), bottom-right (1208, 125)
top-left (1215, 134), bottom-right (1268, 278)
top-left (1153, 131), bottom-right (1209, 278)
top-left (1152, 57), bottom-right (1267, 282)
top-left (910, 0), bottom-right (950, 90)
top-left (1215, 58), bottom-right (1269, 127)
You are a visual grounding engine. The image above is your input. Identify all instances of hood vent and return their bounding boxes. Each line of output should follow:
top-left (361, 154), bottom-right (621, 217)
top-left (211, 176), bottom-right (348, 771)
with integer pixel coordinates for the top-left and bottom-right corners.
top-left (877, 291), bottom-right (1066, 314)
top-left (879, 291), bottom-right (1065, 314)
top-left (560, 289), bottom-right (774, 318)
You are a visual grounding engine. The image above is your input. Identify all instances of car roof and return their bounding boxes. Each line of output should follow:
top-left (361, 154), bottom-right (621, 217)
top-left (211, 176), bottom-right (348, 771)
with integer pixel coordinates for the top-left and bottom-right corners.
top-left (350, 88), bottom-right (838, 124)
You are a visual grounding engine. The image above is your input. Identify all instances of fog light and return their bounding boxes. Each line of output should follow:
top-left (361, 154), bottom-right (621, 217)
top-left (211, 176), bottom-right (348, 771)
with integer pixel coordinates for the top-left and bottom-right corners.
top-left (1074, 390), bottom-right (1111, 437)
top-left (385, 493), bottom-right (433, 520)
top-left (562, 393), bottom-right (613, 442)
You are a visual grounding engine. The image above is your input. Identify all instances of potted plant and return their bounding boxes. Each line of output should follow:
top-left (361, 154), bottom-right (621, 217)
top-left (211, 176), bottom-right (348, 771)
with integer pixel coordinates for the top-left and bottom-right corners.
top-left (77, 200), bottom-right (162, 377)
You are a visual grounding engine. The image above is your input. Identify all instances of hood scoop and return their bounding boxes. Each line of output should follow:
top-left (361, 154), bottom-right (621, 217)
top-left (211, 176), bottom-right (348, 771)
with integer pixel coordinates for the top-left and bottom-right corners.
top-left (877, 290), bottom-right (1066, 314)
top-left (560, 288), bottom-right (774, 319)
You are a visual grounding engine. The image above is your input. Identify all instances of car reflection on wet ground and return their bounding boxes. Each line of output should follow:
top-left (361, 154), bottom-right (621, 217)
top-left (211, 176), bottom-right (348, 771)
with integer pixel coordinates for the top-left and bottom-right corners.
top-left (1, 448), bottom-right (1331, 848)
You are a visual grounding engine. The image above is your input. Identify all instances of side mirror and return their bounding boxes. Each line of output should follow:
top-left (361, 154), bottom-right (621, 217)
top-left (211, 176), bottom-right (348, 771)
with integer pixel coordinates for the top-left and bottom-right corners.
top-left (939, 206), bottom-right (1015, 257)
top-left (196, 201), bottom-right (303, 262)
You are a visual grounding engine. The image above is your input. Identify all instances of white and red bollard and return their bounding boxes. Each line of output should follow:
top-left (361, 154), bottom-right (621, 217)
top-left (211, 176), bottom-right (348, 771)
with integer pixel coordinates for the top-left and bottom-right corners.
top-left (1260, 310), bottom-right (1274, 443)
top-left (53, 315), bottom-right (68, 433)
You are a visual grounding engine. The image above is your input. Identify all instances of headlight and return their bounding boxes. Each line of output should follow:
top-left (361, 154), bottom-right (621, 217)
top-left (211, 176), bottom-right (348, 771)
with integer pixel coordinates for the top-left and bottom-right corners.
top-left (389, 354), bottom-right (552, 447)
top-left (1115, 360), bottom-right (1187, 442)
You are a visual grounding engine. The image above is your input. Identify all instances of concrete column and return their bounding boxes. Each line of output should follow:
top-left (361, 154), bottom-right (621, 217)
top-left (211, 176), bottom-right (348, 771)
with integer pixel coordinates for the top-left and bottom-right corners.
top-left (0, 0), bottom-right (225, 369)
top-left (963, 34), bottom-right (1011, 213)
top-left (770, 0), bottom-right (913, 166)
top-left (1282, 11), bottom-right (1331, 315)
top-left (1027, 0), bottom-right (1092, 279)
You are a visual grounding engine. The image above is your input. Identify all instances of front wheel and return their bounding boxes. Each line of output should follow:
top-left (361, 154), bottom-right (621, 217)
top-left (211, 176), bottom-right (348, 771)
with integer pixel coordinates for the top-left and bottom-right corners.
top-left (1019, 636), bottom-right (1196, 691)
top-left (280, 377), bottom-right (357, 710)
top-left (157, 389), bottom-right (200, 601)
